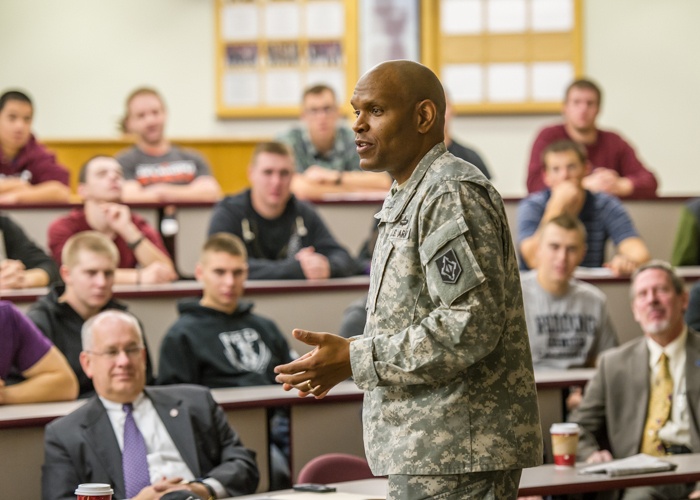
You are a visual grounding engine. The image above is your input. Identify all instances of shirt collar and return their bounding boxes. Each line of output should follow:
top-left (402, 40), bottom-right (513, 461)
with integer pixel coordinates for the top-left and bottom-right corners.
top-left (646, 325), bottom-right (688, 368)
top-left (301, 124), bottom-right (347, 159)
top-left (99, 392), bottom-right (146, 411)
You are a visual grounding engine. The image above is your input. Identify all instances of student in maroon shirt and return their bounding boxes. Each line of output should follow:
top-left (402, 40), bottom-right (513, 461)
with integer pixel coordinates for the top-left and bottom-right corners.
top-left (0, 90), bottom-right (70, 204)
top-left (526, 79), bottom-right (658, 199)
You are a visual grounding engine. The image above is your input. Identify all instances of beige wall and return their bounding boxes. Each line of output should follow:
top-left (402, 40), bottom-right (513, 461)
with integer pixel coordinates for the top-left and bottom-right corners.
top-left (2, 0), bottom-right (699, 197)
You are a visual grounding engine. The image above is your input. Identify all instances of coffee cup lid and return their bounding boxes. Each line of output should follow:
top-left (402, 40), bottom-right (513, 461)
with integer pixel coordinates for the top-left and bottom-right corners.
top-left (74, 483), bottom-right (114, 495)
top-left (550, 422), bottom-right (580, 434)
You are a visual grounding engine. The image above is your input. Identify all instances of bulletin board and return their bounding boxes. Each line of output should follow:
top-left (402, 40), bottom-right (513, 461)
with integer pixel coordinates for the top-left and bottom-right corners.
top-left (215, 0), bottom-right (358, 118)
top-left (421, 0), bottom-right (584, 114)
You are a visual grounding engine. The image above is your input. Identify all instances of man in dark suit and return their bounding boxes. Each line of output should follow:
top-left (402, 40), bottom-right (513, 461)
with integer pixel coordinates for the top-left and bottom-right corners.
top-left (570, 260), bottom-right (700, 499)
top-left (42, 310), bottom-right (259, 500)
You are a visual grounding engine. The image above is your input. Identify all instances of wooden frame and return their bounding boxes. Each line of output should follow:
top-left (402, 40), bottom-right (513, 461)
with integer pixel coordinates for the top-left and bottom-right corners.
top-left (215, 0), bottom-right (358, 118)
top-left (422, 0), bottom-right (584, 115)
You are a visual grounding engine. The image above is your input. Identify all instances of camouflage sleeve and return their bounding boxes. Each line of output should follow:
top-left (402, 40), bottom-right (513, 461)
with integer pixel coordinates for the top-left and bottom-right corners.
top-left (352, 182), bottom-right (516, 388)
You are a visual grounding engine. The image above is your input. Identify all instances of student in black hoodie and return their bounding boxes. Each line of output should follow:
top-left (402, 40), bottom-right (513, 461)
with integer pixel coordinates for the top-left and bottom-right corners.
top-left (207, 141), bottom-right (358, 280)
top-left (159, 232), bottom-right (295, 489)
top-left (27, 231), bottom-right (155, 397)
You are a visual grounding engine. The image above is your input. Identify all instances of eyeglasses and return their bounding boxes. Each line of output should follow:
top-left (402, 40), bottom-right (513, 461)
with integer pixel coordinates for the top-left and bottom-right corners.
top-left (87, 346), bottom-right (144, 360)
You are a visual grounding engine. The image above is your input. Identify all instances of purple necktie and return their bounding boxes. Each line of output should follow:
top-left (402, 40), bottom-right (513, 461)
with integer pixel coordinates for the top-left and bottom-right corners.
top-left (122, 403), bottom-right (151, 498)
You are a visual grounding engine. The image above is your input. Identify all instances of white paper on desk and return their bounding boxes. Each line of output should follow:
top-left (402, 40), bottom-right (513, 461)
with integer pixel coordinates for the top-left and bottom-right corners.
top-left (269, 493), bottom-right (383, 500)
top-left (578, 453), bottom-right (678, 477)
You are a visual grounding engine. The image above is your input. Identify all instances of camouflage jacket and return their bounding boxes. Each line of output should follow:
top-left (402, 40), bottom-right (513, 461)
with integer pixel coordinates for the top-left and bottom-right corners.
top-left (350, 143), bottom-right (543, 475)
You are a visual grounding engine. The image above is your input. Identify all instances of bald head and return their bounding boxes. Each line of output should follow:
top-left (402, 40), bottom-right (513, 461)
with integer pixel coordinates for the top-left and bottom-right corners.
top-left (351, 60), bottom-right (446, 183)
top-left (364, 60), bottom-right (446, 133)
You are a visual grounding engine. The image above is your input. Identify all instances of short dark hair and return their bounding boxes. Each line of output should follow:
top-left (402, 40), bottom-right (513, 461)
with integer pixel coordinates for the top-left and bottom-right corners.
top-left (249, 141), bottom-right (294, 167)
top-left (202, 232), bottom-right (247, 260)
top-left (544, 213), bottom-right (587, 241)
top-left (78, 155), bottom-right (114, 184)
top-left (303, 84), bottom-right (336, 102)
top-left (565, 79), bottom-right (602, 106)
top-left (630, 260), bottom-right (686, 299)
top-left (120, 87), bottom-right (165, 133)
top-left (541, 139), bottom-right (587, 169)
top-left (0, 90), bottom-right (32, 113)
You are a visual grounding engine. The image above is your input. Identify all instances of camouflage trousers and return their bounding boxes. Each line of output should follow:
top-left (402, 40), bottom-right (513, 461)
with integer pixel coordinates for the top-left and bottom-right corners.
top-left (387, 469), bottom-right (522, 499)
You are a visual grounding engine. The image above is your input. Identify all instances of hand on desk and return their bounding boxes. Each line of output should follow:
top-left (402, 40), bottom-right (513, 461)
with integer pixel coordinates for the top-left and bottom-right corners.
top-left (586, 450), bottom-right (613, 463)
top-left (131, 476), bottom-right (208, 500)
top-left (0, 259), bottom-right (27, 288)
top-left (140, 261), bottom-right (178, 284)
top-left (295, 247), bottom-right (331, 280)
top-left (604, 254), bottom-right (638, 277)
top-left (274, 329), bottom-right (353, 399)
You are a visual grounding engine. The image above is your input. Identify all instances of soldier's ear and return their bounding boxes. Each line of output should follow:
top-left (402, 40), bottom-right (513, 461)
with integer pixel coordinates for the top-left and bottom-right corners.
top-left (415, 99), bottom-right (437, 134)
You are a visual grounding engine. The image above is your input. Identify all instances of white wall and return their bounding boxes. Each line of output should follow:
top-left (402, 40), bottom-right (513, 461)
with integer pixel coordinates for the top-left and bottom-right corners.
top-left (2, 0), bottom-right (699, 197)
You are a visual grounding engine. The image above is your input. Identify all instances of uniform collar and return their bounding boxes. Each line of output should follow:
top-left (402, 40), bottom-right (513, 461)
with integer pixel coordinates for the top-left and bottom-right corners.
top-left (376, 142), bottom-right (447, 223)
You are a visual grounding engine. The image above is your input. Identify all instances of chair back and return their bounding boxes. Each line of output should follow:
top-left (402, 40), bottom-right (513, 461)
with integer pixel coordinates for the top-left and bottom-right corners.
top-left (297, 453), bottom-right (373, 484)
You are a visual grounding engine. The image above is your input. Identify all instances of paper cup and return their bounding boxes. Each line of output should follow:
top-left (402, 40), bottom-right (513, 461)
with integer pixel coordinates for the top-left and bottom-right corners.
top-left (550, 423), bottom-right (580, 468)
top-left (74, 483), bottom-right (114, 500)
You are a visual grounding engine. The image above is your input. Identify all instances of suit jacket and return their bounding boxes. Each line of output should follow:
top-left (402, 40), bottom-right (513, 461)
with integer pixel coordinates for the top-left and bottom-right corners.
top-left (571, 328), bottom-right (700, 460)
top-left (42, 384), bottom-right (259, 500)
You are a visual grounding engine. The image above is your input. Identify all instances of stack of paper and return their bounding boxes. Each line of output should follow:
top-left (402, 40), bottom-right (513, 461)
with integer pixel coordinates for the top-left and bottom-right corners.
top-left (579, 453), bottom-right (678, 477)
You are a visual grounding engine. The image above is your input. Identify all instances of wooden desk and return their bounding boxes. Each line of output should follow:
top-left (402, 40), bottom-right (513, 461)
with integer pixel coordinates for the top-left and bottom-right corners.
top-left (504, 197), bottom-right (689, 264)
top-left (231, 455), bottom-right (700, 499)
top-left (172, 199), bottom-right (382, 277)
top-left (4, 276), bottom-right (371, 371)
top-left (0, 203), bottom-right (160, 252)
top-left (0, 395), bottom-right (267, 498)
top-left (0, 382), bottom-right (364, 499)
top-left (519, 454), bottom-right (700, 496)
top-left (0, 367), bottom-right (600, 500)
top-left (229, 478), bottom-right (388, 499)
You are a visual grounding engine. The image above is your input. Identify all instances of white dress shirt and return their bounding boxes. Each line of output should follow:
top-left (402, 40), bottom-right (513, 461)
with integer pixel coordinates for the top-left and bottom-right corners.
top-left (101, 392), bottom-right (225, 498)
top-left (646, 326), bottom-right (691, 447)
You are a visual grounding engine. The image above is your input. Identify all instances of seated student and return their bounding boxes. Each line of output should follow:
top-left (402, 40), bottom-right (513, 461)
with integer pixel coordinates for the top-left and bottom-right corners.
top-left (444, 94), bottom-right (491, 179)
top-left (0, 90), bottom-right (70, 204)
top-left (277, 84), bottom-right (391, 199)
top-left (48, 155), bottom-right (177, 284)
top-left (569, 261), bottom-right (700, 499)
top-left (28, 231), bottom-right (155, 397)
top-left (116, 87), bottom-right (222, 203)
top-left (526, 78), bottom-right (657, 198)
top-left (0, 301), bottom-right (78, 404)
top-left (208, 141), bottom-right (357, 280)
top-left (522, 214), bottom-right (618, 370)
top-left (518, 140), bottom-right (650, 275)
top-left (159, 232), bottom-right (294, 489)
top-left (42, 309), bottom-right (259, 500)
top-left (671, 197), bottom-right (700, 266)
top-left (0, 213), bottom-right (60, 288)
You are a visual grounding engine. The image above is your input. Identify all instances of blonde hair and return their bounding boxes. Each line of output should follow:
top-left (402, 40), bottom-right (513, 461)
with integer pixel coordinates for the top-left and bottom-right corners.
top-left (62, 231), bottom-right (119, 268)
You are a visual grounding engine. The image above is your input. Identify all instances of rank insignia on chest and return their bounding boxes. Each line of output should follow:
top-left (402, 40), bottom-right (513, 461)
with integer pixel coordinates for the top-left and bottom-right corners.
top-left (436, 248), bottom-right (462, 284)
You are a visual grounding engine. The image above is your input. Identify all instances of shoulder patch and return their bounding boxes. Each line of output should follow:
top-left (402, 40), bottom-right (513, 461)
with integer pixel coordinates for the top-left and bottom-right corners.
top-left (436, 248), bottom-right (462, 284)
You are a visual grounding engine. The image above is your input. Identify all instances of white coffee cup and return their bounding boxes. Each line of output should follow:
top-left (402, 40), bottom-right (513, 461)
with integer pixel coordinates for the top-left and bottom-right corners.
top-left (550, 423), bottom-right (580, 468)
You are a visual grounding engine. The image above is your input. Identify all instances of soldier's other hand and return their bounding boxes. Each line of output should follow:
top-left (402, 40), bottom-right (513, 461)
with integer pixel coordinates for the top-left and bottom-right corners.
top-left (274, 329), bottom-right (353, 399)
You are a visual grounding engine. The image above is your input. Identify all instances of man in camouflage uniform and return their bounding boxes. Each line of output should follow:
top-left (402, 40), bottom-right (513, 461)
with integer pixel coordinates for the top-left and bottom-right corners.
top-left (275, 60), bottom-right (542, 499)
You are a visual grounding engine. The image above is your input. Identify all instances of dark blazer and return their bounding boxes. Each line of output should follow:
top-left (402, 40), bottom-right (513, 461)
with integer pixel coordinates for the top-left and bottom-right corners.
top-left (42, 384), bottom-right (259, 500)
top-left (571, 328), bottom-right (700, 459)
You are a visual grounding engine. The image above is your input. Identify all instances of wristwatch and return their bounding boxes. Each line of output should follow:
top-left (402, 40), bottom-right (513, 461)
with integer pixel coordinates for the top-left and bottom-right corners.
top-left (188, 479), bottom-right (216, 500)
